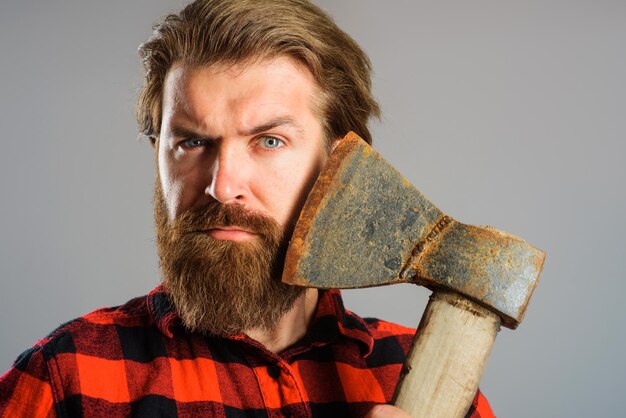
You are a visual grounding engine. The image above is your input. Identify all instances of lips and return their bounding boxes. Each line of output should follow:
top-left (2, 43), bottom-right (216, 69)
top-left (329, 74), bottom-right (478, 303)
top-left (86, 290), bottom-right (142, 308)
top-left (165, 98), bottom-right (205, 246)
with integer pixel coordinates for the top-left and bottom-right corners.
top-left (195, 226), bottom-right (259, 241)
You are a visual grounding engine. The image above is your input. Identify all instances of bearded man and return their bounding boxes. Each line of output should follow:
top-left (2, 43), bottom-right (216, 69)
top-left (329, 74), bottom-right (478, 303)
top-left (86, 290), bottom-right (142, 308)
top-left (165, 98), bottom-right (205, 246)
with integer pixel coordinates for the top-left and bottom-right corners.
top-left (1, 1), bottom-right (493, 417)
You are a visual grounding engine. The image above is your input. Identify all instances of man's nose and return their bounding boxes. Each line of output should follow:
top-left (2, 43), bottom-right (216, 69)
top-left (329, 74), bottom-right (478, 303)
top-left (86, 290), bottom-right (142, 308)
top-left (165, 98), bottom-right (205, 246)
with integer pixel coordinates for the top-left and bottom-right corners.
top-left (205, 146), bottom-right (248, 204)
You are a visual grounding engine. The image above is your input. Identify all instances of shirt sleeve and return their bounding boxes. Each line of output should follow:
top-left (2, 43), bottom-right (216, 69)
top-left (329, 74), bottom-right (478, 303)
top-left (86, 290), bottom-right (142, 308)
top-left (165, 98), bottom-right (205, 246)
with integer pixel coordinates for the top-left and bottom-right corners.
top-left (0, 346), bottom-right (56, 418)
top-left (467, 389), bottom-right (494, 418)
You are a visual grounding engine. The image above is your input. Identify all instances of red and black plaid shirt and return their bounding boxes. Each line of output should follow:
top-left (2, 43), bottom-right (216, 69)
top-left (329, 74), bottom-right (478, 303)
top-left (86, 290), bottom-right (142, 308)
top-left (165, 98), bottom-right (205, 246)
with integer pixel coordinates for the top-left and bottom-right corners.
top-left (1, 287), bottom-right (493, 417)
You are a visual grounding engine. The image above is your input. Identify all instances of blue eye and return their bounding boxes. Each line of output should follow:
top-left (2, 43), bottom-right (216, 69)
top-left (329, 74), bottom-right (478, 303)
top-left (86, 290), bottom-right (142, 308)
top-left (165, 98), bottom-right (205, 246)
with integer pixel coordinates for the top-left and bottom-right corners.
top-left (260, 136), bottom-right (284, 149)
top-left (182, 138), bottom-right (206, 148)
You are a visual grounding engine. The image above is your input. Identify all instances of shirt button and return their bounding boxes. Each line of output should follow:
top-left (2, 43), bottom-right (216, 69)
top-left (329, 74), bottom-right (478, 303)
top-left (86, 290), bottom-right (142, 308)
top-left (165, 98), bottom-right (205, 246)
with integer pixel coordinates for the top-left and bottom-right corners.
top-left (267, 364), bottom-right (281, 379)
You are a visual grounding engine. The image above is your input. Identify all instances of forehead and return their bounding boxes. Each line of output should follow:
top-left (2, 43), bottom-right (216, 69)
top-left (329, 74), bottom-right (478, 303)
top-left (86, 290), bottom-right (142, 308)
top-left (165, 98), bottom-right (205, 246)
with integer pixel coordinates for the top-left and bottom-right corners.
top-left (162, 57), bottom-right (322, 126)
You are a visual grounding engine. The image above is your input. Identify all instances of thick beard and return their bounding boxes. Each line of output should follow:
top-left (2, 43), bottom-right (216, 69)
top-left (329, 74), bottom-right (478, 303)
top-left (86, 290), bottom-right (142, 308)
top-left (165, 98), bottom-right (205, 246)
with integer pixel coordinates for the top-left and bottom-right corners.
top-left (154, 183), bottom-right (305, 336)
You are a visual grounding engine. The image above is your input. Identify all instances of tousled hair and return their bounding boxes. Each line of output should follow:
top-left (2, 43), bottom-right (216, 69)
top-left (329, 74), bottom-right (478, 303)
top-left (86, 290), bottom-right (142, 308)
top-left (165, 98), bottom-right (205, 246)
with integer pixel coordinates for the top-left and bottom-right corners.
top-left (137, 0), bottom-right (379, 146)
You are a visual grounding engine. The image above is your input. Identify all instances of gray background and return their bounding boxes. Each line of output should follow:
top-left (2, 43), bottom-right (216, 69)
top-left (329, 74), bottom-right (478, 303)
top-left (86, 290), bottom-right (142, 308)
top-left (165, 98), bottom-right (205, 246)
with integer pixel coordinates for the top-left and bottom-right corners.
top-left (1, 1), bottom-right (624, 416)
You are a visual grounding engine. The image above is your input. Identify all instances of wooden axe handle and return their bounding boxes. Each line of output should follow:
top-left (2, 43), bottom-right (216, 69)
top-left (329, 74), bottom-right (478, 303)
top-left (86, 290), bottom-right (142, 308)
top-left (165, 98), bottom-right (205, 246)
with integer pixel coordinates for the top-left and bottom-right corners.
top-left (393, 292), bottom-right (500, 417)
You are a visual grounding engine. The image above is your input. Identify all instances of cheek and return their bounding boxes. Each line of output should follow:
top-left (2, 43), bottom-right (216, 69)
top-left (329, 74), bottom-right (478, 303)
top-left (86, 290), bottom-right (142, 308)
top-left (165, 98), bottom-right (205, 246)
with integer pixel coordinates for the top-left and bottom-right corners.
top-left (263, 153), bottom-right (324, 226)
top-left (158, 174), bottom-right (182, 222)
top-left (158, 154), bottom-right (192, 221)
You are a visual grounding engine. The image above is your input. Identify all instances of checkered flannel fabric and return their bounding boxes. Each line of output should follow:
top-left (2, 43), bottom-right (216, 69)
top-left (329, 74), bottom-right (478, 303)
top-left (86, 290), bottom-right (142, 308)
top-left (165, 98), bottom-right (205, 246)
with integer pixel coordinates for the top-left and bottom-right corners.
top-left (1, 288), bottom-right (493, 417)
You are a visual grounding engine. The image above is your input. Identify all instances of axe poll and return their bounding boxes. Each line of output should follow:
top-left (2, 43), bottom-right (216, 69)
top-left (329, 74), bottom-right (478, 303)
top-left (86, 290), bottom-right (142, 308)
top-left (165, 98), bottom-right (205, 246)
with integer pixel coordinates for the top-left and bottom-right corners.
top-left (282, 132), bottom-right (545, 418)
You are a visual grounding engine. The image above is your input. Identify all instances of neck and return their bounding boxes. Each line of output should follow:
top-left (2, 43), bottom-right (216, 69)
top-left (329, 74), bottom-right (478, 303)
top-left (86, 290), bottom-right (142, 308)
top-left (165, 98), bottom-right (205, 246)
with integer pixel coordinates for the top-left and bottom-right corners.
top-left (245, 288), bottom-right (319, 353)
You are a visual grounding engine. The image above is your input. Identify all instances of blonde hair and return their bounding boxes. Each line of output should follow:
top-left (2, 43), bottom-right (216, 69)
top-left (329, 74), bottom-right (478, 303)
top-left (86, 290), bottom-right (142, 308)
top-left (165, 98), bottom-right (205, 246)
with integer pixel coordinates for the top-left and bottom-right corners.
top-left (137, 0), bottom-right (380, 146)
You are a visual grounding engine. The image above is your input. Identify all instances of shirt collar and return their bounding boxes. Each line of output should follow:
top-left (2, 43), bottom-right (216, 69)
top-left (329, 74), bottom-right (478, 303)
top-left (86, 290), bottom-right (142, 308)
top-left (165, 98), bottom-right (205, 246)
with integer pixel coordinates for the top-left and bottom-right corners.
top-left (147, 285), bottom-right (180, 339)
top-left (307, 289), bottom-right (375, 356)
top-left (146, 286), bottom-right (374, 356)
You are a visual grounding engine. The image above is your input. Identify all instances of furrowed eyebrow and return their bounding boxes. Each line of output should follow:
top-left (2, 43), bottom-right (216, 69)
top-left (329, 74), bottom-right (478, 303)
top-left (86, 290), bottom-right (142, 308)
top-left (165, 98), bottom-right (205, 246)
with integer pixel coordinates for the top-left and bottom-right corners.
top-left (167, 116), bottom-right (303, 140)
top-left (169, 125), bottom-right (217, 141)
top-left (240, 116), bottom-right (303, 137)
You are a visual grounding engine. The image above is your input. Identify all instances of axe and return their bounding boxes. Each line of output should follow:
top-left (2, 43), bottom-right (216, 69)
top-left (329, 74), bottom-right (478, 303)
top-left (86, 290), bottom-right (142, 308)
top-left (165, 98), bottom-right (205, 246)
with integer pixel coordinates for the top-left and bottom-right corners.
top-left (282, 132), bottom-right (545, 417)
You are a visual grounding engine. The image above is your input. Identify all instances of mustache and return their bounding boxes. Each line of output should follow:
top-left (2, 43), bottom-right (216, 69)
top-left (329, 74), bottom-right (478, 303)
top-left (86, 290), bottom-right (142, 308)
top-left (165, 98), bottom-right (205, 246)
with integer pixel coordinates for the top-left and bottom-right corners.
top-left (172, 201), bottom-right (281, 239)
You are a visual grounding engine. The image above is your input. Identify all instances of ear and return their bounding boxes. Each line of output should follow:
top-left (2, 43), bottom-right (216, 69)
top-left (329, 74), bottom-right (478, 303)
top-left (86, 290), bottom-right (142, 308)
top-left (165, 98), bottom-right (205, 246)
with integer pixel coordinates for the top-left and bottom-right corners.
top-left (330, 137), bottom-right (342, 153)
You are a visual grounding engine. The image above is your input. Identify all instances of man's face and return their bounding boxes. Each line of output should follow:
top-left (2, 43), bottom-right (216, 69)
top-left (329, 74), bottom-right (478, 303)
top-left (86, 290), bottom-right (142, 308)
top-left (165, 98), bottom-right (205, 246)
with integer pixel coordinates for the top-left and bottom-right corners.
top-left (158, 56), bottom-right (329, 238)
top-left (154, 56), bottom-right (331, 335)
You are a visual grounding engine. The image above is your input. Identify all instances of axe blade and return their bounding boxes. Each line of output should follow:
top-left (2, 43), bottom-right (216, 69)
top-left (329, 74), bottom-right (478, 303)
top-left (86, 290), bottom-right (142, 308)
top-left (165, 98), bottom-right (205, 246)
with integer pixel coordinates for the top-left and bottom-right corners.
top-left (283, 132), bottom-right (441, 289)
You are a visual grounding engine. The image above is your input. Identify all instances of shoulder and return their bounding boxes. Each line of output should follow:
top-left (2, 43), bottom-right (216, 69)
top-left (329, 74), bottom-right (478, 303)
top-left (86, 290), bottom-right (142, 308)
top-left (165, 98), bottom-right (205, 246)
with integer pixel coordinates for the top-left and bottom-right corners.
top-left (39, 294), bottom-right (153, 358)
top-left (11, 294), bottom-right (153, 373)
top-left (1, 294), bottom-right (153, 413)
top-left (361, 318), bottom-right (494, 418)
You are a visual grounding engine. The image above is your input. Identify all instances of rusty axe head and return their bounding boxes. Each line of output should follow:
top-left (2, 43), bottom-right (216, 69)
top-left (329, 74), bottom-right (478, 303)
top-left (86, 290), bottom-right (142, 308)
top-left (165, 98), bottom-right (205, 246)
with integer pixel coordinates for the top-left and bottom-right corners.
top-left (282, 132), bottom-right (545, 329)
